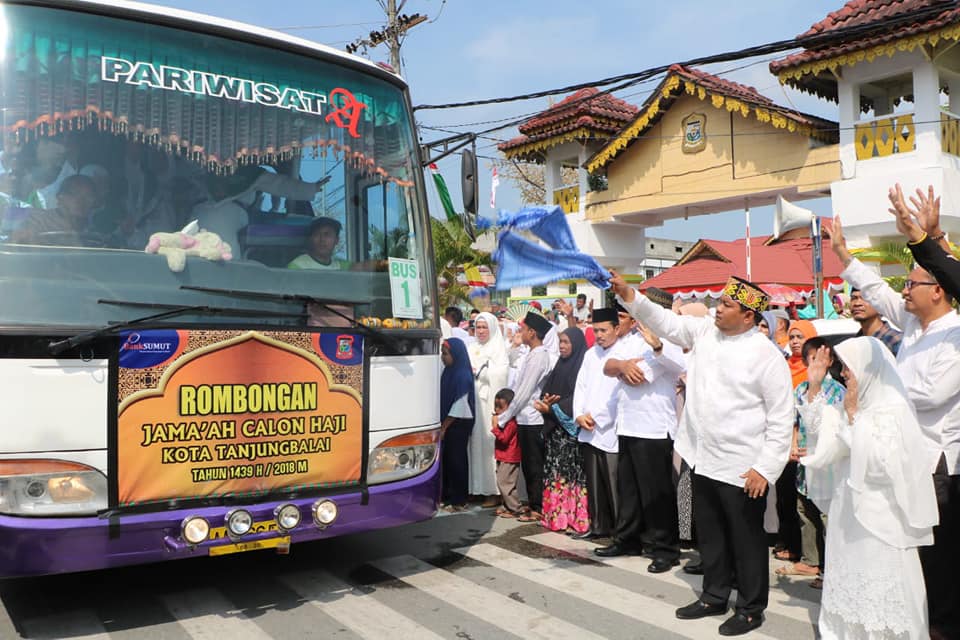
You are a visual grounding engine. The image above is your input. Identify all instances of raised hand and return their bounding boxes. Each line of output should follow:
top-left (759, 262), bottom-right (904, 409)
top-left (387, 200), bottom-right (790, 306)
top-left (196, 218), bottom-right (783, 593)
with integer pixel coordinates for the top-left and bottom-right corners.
top-left (608, 270), bottom-right (635, 302)
top-left (887, 183), bottom-right (928, 243)
top-left (909, 184), bottom-right (942, 236)
top-left (638, 322), bottom-right (663, 351)
top-left (806, 345), bottom-right (831, 396)
top-left (830, 215), bottom-right (853, 265)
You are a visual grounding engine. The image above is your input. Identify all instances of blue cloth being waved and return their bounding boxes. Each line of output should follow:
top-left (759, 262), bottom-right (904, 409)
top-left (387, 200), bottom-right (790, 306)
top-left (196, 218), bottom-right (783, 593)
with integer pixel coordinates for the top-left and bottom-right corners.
top-left (441, 337), bottom-right (476, 419)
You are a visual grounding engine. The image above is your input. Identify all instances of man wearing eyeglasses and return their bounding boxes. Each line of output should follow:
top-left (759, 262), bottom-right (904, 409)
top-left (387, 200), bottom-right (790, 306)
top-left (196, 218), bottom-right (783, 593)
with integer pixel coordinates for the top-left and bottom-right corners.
top-left (832, 215), bottom-right (960, 640)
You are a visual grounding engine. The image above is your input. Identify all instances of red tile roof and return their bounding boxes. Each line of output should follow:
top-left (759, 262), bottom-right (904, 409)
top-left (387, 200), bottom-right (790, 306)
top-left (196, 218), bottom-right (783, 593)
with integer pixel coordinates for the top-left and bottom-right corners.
top-left (498, 88), bottom-right (638, 159)
top-left (638, 229), bottom-right (845, 294)
top-left (770, 0), bottom-right (960, 100)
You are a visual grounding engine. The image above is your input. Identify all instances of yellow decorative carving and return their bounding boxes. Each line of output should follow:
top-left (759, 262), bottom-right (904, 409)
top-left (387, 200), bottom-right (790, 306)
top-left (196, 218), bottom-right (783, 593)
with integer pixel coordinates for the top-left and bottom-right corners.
top-left (662, 75), bottom-right (680, 97)
top-left (854, 114), bottom-right (917, 159)
top-left (776, 23), bottom-right (960, 86)
top-left (584, 69), bottom-right (831, 173)
top-left (942, 113), bottom-right (960, 156)
top-left (896, 113), bottom-right (915, 152)
top-left (501, 126), bottom-right (595, 160)
top-left (552, 185), bottom-right (580, 214)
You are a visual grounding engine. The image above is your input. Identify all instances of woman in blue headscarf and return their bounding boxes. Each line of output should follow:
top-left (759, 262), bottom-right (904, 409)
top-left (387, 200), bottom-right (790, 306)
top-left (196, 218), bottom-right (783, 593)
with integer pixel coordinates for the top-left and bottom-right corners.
top-left (440, 338), bottom-right (476, 511)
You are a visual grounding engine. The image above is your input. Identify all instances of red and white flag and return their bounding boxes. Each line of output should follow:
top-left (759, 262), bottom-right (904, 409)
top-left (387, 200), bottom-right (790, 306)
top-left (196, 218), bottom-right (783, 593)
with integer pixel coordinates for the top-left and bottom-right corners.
top-left (490, 165), bottom-right (499, 209)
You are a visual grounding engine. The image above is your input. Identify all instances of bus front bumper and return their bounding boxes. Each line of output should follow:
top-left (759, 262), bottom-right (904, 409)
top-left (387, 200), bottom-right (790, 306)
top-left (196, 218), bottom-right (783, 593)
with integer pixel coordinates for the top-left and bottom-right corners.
top-left (0, 462), bottom-right (439, 578)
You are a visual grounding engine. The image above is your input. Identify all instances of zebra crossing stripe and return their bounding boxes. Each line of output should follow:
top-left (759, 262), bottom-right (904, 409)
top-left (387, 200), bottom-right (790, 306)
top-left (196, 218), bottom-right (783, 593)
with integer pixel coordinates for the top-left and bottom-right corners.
top-left (523, 533), bottom-right (820, 626)
top-left (457, 542), bottom-right (786, 640)
top-left (280, 570), bottom-right (446, 640)
top-left (19, 610), bottom-right (110, 640)
top-left (372, 554), bottom-right (606, 640)
top-left (162, 588), bottom-right (272, 639)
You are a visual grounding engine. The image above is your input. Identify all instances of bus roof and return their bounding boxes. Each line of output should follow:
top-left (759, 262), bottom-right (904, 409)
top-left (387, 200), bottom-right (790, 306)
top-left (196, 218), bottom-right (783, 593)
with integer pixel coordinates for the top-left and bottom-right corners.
top-left (12, 0), bottom-right (405, 85)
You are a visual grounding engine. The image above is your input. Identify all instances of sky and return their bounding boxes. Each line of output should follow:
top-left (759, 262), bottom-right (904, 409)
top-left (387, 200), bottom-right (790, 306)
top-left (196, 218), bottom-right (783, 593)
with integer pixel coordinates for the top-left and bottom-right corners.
top-left (146, 0), bottom-right (846, 242)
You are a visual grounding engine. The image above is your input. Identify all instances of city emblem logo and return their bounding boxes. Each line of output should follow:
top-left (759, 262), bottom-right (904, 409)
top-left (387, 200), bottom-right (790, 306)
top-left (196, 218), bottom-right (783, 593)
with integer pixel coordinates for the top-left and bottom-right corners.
top-left (682, 113), bottom-right (707, 154)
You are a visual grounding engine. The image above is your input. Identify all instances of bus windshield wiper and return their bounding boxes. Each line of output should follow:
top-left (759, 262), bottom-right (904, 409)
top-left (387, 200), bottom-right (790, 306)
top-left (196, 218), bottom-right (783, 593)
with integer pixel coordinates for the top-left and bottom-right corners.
top-left (48, 299), bottom-right (305, 355)
top-left (179, 285), bottom-right (409, 348)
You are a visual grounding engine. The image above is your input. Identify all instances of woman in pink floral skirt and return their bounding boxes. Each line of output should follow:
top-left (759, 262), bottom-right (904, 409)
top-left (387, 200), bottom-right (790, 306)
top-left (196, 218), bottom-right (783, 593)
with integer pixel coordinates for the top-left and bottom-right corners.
top-left (533, 328), bottom-right (590, 533)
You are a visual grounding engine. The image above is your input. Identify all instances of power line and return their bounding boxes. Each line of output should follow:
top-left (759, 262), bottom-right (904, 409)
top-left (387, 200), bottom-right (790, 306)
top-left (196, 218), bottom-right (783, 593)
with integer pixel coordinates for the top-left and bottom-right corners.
top-left (419, 55), bottom-right (781, 133)
top-left (412, 2), bottom-right (956, 111)
top-left (271, 21), bottom-right (383, 31)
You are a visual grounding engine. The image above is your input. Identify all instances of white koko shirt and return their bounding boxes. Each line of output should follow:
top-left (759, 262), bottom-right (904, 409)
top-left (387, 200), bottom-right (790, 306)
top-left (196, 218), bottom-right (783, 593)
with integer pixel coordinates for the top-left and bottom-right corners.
top-left (843, 258), bottom-right (960, 474)
top-left (573, 339), bottom-right (626, 454)
top-left (618, 294), bottom-right (794, 487)
top-left (613, 335), bottom-right (686, 439)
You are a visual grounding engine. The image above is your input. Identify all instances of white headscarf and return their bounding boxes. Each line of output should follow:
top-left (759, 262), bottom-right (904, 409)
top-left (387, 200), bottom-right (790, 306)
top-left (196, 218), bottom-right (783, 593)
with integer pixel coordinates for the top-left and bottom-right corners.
top-left (543, 325), bottom-right (560, 369)
top-left (468, 312), bottom-right (508, 368)
top-left (804, 337), bottom-right (938, 548)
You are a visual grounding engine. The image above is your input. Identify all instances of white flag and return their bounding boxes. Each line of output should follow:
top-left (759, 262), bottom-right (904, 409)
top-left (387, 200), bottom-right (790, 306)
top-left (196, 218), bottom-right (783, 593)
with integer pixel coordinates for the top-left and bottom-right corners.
top-left (490, 166), bottom-right (499, 209)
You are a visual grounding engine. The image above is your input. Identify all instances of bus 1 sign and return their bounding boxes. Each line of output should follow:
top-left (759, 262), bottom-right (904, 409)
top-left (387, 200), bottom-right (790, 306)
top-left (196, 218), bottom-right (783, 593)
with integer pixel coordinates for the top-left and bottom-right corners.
top-left (388, 258), bottom-right (423, 319)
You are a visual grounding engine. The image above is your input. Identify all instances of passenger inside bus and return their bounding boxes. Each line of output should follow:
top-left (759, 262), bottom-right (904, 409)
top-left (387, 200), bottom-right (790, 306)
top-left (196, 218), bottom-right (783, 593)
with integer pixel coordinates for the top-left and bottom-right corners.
top-left (11, 174), bottom-right (99, 246)
top-left (287, 217), bottom-right (351, 270)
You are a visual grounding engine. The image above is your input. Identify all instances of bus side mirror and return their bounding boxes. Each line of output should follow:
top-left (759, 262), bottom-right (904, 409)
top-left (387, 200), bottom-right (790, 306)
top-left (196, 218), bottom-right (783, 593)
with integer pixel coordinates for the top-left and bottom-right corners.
top-left (461, 150), bottom-right (477, 241)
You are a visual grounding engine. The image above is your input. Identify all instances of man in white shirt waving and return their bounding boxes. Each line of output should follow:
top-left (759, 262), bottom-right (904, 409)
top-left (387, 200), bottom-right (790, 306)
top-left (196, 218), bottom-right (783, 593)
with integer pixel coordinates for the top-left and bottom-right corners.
top-left (610, 272), bottom-right (793, 637)
top-left (596, 300), bottom-right (687, 573)
top-left (832, 216), bottom-right (960, 640)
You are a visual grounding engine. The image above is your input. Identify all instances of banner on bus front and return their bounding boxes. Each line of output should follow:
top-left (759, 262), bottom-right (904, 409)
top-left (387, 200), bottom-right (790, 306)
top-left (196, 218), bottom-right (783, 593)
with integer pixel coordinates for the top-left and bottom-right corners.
top-left (115, 329), bottom-right (364, 507)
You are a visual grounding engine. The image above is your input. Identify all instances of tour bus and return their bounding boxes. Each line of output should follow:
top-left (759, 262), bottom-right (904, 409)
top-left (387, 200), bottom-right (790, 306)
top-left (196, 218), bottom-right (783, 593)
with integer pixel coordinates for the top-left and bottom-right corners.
top-left (0, 0), bottom-right (445, 577)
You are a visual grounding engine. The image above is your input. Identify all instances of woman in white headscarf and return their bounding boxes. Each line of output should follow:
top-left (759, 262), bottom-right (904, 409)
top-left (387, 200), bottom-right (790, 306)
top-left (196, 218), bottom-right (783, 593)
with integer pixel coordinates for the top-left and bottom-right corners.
top-left (467, 312), bottom-right (509, 505)
top-left (800, 337), bottom-right (938, 640)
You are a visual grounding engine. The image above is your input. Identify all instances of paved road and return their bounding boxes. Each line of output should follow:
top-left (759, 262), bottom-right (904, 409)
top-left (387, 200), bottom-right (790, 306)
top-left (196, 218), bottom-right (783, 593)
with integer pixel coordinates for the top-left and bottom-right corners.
top-left (0, 508), bottom-right (822, 639)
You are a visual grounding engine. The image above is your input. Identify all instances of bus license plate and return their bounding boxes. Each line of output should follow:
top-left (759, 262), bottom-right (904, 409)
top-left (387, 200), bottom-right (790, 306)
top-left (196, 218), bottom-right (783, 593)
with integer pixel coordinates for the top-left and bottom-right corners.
top-left (208, 536), bottom-right (291, 557)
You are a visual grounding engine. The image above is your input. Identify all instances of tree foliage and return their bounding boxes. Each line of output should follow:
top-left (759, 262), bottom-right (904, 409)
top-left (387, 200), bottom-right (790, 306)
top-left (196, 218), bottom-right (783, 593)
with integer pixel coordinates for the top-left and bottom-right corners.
top-left (431, 216), bottom-right (491, 309)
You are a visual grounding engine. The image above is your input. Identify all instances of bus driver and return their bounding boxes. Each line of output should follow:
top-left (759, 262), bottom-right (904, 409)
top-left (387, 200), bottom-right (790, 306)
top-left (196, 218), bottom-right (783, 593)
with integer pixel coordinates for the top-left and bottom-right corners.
top-left (287, 217), bottom-right (351, 270)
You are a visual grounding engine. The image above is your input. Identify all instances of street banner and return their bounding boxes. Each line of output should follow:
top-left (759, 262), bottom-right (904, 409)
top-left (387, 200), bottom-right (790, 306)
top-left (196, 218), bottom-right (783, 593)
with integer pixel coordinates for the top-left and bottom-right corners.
top-left (116, 329), bottom-right (364, 506)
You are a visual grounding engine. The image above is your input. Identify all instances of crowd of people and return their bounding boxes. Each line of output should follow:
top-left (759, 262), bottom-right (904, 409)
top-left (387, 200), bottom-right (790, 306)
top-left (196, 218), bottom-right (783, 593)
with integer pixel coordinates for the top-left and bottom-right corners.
top-left (438, 183), bottom-right (960, 639)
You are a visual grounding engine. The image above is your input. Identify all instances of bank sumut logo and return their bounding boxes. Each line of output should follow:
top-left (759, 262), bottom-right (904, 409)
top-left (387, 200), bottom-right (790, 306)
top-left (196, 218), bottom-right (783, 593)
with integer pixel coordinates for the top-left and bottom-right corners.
top-left (119, 330), bottom-right (181, 369)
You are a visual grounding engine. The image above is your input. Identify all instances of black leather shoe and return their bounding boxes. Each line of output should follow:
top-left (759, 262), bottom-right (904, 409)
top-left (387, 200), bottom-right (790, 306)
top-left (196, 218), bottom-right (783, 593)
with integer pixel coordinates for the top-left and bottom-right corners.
top-left (571, 530), bottom-right (600, 541)
top-left (593, 542), bottom-right (641, 557)
top-left (648, 558), bottom-right (680, 573)
top-left (718, 612), bottom-right (763, 636)
top-left (683, 559), bottom-right (703, 575)
top-left (675, 600), bottom-right (728, 620)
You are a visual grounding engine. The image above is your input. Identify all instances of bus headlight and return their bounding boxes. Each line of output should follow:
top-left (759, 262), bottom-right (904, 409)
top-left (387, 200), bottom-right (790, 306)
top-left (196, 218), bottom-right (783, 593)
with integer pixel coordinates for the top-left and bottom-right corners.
top-left (274, 504), bottom-right (301, 531)
top-left (226, 509), bottom-right (254, 537)
top-left (312, 499), bottom-right (338, 526)
top-left (367, 429), bottom-right (440, 485)
top-left (181, 516), bottom-right (210, 545)
top-left (0, 459), bottom-right (107, 516)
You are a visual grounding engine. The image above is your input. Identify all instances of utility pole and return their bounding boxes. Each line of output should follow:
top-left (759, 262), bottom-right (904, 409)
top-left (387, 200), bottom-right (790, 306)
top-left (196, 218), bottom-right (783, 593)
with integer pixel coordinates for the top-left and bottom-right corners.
top-left (344, 4), bottom-right (427, 74)
top-left (386, 0), bottom-right (401, 72)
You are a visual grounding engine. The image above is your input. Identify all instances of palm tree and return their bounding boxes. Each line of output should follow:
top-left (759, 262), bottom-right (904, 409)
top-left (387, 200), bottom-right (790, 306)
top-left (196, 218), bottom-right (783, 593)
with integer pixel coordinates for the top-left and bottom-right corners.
top-left (851, 242), bottom-right (914, 292)
top-left (431, 216), bottom-right (492, 309)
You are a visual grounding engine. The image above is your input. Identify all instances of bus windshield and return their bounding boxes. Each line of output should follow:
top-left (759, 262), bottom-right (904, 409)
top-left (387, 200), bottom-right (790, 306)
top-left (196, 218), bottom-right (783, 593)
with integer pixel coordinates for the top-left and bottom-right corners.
top-left (0, 3), bottom-right (434, 330)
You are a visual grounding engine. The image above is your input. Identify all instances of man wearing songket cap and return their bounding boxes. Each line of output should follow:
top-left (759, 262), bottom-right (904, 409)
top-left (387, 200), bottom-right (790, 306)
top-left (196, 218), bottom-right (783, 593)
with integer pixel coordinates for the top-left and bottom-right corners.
top-left (610, 272), bottom-right (794, 637)
top-left (571, 308), bottom-right (627, 540)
